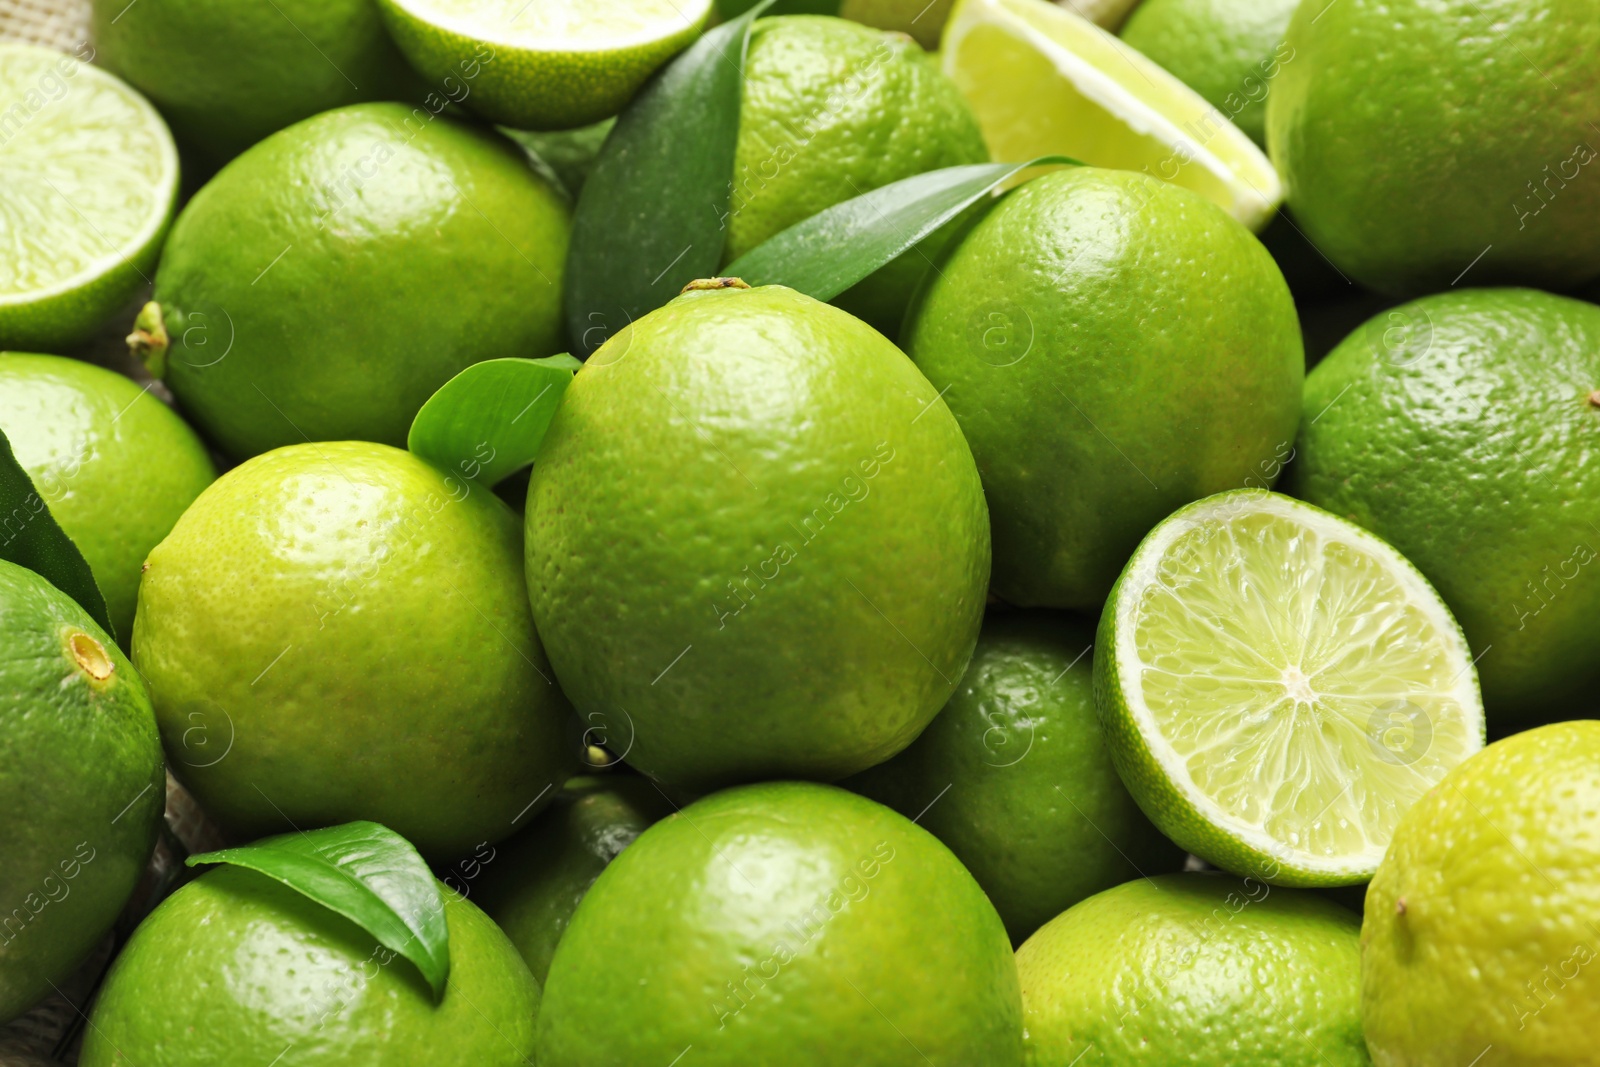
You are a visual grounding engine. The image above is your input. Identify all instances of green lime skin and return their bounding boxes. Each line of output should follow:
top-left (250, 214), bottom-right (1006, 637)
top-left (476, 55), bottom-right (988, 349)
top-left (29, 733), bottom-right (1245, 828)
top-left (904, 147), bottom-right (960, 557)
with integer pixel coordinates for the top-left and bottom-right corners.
top-left (79, 866), bottom-right (538, 1066)
top-left (526, 284), bottom-right (990, 793)
top-left (838, 0), bottom-right (954, 49)
top-left (472, 775), bottom-right (673, 984)
top-left (1017, 874), bottom-right (1368, 1066)
top-left (1290, 289), bottom-right (1600, 727)
top-left (536, 781), bottom-right (1023, 1066)
top-left (0, 560), bottom-right (164, 1024)
top-left (133, 441), bottom-right (572, 860)
top-left (903, 167), bottom-right (1303, 611)
top-left (1362, 721), bottom-right (1600, 1066)
top-left (846, 611), bottom-right (1184, 943)
top-left (1267, 0), bottom-right (1600, 296)
top-left (147, 102), bottom-right (570, 461)
top-left (0, 353), bottom-right (215, 642)
top-left (729, 17), bottom-right (991, 336)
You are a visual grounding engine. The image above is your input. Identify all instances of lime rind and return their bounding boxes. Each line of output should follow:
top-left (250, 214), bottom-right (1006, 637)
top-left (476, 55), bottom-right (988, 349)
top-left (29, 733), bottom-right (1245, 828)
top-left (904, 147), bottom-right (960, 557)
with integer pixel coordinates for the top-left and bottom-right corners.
top-left (386, 0), bottom-right (709, 51)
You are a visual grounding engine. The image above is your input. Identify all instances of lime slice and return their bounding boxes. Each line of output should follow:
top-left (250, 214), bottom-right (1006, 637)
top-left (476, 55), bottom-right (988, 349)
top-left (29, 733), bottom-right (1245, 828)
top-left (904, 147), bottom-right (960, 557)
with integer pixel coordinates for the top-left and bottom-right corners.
top-left (1095, 490), bottom-right (1484, 886)
top-left (941, 0), bottom-right (1281, 229)
top-left (376, 0), bottom-right (713, 130)
top-left (0, 44), bottom-right (178, 352)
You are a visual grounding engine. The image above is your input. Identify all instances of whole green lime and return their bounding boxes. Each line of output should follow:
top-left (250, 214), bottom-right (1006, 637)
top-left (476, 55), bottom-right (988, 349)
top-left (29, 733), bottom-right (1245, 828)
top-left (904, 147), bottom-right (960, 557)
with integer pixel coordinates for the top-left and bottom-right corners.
top-left (0, 560), bottom-right (164, 1023)
top-left (536, 781), bottom-right (1023, 1065)
top-left (138, 102), bottom-right (570, 461)
top-left (526, 283), bottom-right (989, 792)
top-left (1290, 288), bottom-right (1600, 726)
top-left (133, 441), bottom-right (572, 860)
top-left (1267, 0), bottom-right (1600, 295)
top-left (838, 0), bottom-right (954, 49)
top-left (846, 611), bottom-right (1184, 943)
top-left (903, 167), bottom-right (1303, 610)
top-left (79, 866), bottom-right (538, 1065)
top-left (1017, 874), bottom-right (1367, 1065)
top-left (0, 353), bottom-right (215, 641)
top-left (1362, 721), bottom-right (1600, 1066)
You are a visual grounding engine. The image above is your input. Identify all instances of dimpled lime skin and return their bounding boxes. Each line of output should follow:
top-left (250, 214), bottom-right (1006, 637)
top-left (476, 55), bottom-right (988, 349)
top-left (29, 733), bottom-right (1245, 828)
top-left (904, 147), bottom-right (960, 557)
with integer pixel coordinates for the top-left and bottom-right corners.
top-left (526, 284), bottom-right (989, 792)
top-left (0, 353), bottom-right (215, 642)
top-left (904, 167), bottom-right (1303, 611)
top-left (0, 561), bottom-right (164, 1024)
top-left (133, 442), bottom-right (572, 860)
top-left (536, 782), bottom-right (1023, 1066)
top-left (1290, 289), bottom-right (1600, 727)
top-left (151, 102), bottom-right (569, 461)
top-left (846, 611), bottom-right (1184, 943)
top-left (1267, 0), bottom-right (1600, 296)
top-left (79, 867), bottom-right (538, 1066)
top-left (1017, 874), bottom-right (1368, 1067)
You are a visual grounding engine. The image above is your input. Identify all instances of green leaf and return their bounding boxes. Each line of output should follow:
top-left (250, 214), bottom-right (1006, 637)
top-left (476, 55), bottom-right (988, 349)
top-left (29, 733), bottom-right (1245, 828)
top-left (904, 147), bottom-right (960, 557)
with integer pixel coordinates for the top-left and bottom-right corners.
top-left (406, 355), bottom-right (579, 488)
top-left (724, 158), bottom-right (1080, 302)
top-left (564, 0), bottom-right (776, 357)
top-left (0, 426), bottom-right (114, 639)
top-left (187, 821), bottom-right (451, 999)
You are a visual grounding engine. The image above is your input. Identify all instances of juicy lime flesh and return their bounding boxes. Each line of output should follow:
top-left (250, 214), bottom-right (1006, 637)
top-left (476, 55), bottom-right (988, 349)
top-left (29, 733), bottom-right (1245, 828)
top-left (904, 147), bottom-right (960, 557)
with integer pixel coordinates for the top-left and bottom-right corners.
top-left (397, 0), bottom-right (705, 48)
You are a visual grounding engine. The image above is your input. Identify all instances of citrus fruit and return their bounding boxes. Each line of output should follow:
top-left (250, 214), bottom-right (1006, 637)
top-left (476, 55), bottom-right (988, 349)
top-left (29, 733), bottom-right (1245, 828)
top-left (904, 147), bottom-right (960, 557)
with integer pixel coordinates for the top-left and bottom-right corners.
top-left (838, 0), bottom-right (956, 49)
top-left (473, 775), bottom-right (671, 983)
top-left (1017, 874), bottom-right (1367, 1066)
top-left (1290, 289), bottom-right (1600, 727)
top-left (0, 352), bottom-right (215, 642)
top-left (132, 102), bottom-right (570, 461)
top-left (0, 44), bottom-right (177, 353)
top-left (1362, 720), bottom-right (1600, 1066)
top-left (941, 0), bottom-right (1281, 229)
top-left (535, 781), bottom-right (1023, 1065)
top-left (1267, 0), bottom-right (1600, 295)
top-left (525, 282), bottom-right (989, 792)
top-left (1096, 489), bottom-right (1485, 886)
top-left (0, 559), bottom-right (164, 1023)
top-left (902, 166), bottom-right (1302, 610)
top-left (78, 866), bottom-right (539, 1065)
top-left (846, 611), bottom-right (1184, 943)
top-left (376, 0), bottom-right (712, 130)
top-left (132, 441), bottom-right (573, 860)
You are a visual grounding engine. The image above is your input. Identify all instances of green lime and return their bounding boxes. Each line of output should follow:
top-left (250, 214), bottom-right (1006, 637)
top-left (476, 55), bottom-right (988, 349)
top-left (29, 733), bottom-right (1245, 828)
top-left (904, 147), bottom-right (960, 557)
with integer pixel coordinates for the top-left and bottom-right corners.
top-left (0, 44), bottom-right (177, 353)
top-left (1096, 489), bottom-right (1485, 886)
top-left (132, 441), bottom-right (572, 860)
top-left (0, 353), bottom-right (215, 642)
top-left (1267, 0), bottom-right (1600, 295)
top-left (472, 775), bottom-right (672, 983)
top-left (536, 781), bottom-right (1022, 1065)
top-left (79, 866), bottom-right (538, 1065)
top-left (526, 283), bottom-right (989, 792)
top-left (846, 610), bottom-right (1184, 943)
top-left (1362, 721), bottom-right (1600, 1066)
top-left (135, 102), bottom-right (570, 461)
top-left (377, 0), bottom-right (711, 130)
top-left (903, 166), bottom-right (1302, 610)
top-left (837, 0), bottom-right (954, 48)
top-left (1290, 289), bottom-right (1600, 727)
top-left (0, 559), bottom-right (163, 1023)
top-left (1017, 873), bottom-right (1367, 1065)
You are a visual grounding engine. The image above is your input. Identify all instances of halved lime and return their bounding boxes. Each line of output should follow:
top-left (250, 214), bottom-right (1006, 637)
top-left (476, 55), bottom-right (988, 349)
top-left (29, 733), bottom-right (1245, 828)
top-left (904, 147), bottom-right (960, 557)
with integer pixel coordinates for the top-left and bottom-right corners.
top-left (1094, 490), bottom-right (1484, 886)
top-left (0, 44), bottom-right (178, 351)
top-left (376, 0), bottom-right (713, 130)
top-left (940, 0), bottom-right (1280, 229)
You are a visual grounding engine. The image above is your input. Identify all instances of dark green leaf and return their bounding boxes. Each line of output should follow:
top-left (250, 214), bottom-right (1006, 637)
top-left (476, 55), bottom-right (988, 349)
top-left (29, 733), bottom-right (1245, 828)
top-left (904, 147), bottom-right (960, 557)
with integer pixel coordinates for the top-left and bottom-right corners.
top-left (407, 355), bottom-right (579, 488)
top-left (188, 821), bottom-right (451, 999)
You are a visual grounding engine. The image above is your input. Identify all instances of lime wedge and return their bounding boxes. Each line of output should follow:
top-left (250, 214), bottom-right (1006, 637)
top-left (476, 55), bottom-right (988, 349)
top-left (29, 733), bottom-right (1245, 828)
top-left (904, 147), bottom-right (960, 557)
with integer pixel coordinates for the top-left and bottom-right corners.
top-left (0, 44), bottom-right (178, 352)
top-left (941, 0), bottom-right (1281, 229)
top-left (1095, 490), bottom-right (1484, 886)
top-left (376, 0), bottom-right (713, 130)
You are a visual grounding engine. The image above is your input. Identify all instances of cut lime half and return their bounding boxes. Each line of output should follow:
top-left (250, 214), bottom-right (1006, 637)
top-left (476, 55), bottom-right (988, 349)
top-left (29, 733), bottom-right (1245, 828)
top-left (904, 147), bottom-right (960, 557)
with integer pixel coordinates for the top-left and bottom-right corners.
top-left (941, 0), bottom-right (1280, 229)
top-left (0, 44), bottom-right (178, 352)
top-left (1095, 490), bottom-right (1484, 886)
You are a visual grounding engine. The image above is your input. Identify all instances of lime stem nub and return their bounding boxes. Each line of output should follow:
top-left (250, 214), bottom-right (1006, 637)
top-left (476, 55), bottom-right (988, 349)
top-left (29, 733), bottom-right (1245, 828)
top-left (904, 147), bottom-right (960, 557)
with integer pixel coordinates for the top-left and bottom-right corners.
top-left (128, 301), bottom-right (170, 379)
top-left (680, 277), bottom-right (751, 294)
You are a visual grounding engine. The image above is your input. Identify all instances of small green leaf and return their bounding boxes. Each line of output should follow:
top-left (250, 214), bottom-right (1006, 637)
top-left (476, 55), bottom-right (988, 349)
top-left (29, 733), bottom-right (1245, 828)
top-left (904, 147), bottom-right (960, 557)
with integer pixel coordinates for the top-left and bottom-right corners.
top-left (725, 158), bottom-right (1080, 302)
top-left (187, 821), bottom-right (451, 999)
top-left (406, 355), bottom-right (579, 488)
top-left (0, 426), bottom-right (115, 639)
